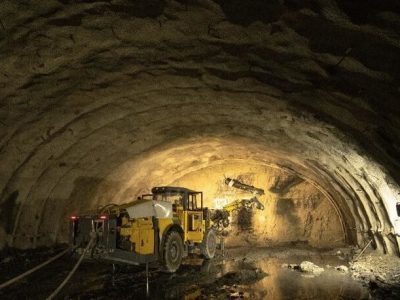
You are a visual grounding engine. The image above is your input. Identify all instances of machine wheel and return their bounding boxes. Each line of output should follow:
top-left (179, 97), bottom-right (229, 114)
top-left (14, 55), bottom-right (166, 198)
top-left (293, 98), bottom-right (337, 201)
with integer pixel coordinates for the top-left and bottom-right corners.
top-left (200, 229), bottom-right (217, 259)
top-left (163, 231), bottom-right (184, 273)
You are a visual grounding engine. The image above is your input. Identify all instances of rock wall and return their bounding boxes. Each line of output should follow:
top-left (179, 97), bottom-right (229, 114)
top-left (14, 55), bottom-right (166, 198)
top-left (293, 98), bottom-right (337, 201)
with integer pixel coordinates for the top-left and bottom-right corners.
top-left (172, 163), bottom-right (346, 248)
top-left (0, 0), bottom-right (400, 253)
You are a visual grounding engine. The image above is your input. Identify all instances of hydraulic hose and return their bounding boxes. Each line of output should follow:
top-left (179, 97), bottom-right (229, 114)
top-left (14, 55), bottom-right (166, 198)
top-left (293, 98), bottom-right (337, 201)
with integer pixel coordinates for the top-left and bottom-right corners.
top-left (46, 237), bottom-right (95, 300)
top-left (0, 248), bottom-right (70, 291)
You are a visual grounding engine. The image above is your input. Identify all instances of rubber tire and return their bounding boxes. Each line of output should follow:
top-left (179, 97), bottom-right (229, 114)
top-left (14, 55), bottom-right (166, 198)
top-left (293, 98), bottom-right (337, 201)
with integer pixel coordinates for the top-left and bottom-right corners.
top-left (163, 231), bottom-right (184, 273)
top-left (200, 229), bottom-right (217, 259)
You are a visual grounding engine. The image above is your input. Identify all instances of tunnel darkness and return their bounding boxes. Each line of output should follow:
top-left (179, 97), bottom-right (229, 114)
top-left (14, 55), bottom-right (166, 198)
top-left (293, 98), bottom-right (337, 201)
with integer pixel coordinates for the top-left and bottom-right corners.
top-left (1, 0), bottom-right (400, 262)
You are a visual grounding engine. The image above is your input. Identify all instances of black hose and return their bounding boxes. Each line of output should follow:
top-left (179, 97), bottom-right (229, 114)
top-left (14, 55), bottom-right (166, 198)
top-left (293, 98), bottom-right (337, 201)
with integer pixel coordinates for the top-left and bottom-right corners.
top-left (0, 248), bottom-right (70, 291)
top-left (46, 238), bottom-right (95, 300)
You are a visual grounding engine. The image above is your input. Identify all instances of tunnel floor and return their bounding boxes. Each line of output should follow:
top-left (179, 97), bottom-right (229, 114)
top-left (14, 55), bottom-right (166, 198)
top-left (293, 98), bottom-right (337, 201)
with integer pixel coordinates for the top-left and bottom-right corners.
top-left (2, 246), bottom-right (400, 300)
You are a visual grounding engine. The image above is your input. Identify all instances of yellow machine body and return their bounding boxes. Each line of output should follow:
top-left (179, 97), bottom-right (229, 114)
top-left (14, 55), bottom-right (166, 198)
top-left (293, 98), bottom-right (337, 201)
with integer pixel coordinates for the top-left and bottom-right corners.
top-left (102, 186), bottom-right (263, 258)
top-left (175, 205), bottom-right (204, 243)
top-left (158, 217), bottom-right (174, 240)
top-left (120, 217), bottom-right (155, 255)
top-left (119, 206), bottom-right (205, 255)
top-left (183, 210), bottom-right (204, 242)
top-left (71, 182), bottom-right (264, 273)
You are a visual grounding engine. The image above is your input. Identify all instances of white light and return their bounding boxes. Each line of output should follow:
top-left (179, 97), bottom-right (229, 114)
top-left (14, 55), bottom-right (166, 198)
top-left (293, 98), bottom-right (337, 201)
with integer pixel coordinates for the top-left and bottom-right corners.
top-left (214, 198), bottom-right (229, 209)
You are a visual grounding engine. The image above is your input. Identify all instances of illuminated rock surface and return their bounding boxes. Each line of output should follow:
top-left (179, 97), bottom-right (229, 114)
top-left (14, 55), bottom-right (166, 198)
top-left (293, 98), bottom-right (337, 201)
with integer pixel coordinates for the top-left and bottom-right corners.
top-left (0, 0), bottom-right (400, 256)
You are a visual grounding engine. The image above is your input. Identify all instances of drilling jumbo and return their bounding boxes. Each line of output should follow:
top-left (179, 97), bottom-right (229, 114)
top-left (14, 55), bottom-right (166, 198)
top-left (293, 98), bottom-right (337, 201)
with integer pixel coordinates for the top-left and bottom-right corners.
top-left (69, 179), bottom-right (265, 272)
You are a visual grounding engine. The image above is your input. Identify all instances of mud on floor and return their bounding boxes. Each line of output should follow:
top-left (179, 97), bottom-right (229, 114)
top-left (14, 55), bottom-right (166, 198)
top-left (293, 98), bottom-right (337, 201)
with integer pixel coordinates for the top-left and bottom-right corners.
top-left (1, 246), bottom-right (399, 299)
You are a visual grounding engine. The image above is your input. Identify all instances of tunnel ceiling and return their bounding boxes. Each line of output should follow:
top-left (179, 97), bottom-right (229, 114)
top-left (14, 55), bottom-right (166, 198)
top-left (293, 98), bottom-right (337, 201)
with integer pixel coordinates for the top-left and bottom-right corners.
top-left (0, 0), bottom-right (400, 253)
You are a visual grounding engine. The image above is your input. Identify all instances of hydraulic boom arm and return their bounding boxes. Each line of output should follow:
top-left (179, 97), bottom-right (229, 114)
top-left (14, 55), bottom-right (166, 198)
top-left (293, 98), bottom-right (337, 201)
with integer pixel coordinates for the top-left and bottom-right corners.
top-left (222, 196), bottom-right (264, 213)
top-left (225, 178), bottom-right (265, 196)
top-left (210, 178), bottom-right (266, 231)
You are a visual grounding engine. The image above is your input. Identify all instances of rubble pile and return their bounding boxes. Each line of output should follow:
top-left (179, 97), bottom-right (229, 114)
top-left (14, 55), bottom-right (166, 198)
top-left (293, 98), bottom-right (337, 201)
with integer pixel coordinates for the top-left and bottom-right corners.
top-left (350, 253), bottom-right (400, 299)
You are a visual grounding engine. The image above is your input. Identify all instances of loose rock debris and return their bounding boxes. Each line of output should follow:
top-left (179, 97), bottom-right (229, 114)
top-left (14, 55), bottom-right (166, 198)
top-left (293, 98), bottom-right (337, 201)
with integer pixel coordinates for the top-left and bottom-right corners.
top-left (1, 246), bottom-right (394, 299)
top-left (350, 253), bottom-right (400, 300)
top-left (282, 261), bottom-right (325, 275)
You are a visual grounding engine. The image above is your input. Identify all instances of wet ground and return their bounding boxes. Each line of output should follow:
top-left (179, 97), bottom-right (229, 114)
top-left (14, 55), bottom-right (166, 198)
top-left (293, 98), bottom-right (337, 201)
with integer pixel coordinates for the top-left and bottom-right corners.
top-left (0, 246), bottom-right (398, 299)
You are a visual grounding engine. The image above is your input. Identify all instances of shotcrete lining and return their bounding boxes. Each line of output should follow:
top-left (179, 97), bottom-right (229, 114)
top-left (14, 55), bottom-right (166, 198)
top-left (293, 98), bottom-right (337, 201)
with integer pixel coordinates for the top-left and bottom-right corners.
top-left (0, 94), bottom-right (398, 254)
top-left (1, 0), bottom-right (400, 253)
top-left (0, 102), bottom-right (394, 250)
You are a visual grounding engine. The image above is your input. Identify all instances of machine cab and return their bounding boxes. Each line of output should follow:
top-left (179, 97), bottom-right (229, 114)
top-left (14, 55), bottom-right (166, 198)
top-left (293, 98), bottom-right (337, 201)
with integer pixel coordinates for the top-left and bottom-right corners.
top-left (151, 187), bottom-right (204, 243)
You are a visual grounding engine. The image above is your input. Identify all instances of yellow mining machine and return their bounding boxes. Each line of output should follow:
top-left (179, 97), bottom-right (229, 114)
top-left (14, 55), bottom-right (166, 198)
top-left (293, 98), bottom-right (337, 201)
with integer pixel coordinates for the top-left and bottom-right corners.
top-left (69, 179), bottom-right (265, 272)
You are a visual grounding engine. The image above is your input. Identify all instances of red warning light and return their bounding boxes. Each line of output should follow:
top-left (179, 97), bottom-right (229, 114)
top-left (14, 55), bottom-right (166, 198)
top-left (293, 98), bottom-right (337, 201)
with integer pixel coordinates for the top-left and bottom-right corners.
top-left (70, 215), bottom-right (78, 220)
top-left (99, 215), bottom-right (107, 220)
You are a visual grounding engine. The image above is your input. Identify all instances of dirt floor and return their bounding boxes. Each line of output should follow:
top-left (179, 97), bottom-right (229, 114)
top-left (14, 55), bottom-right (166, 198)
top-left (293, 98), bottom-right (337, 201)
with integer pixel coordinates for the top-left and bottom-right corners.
top-left (0, 245), bottom-right (399, 299)
top-left (350, 252), bottom-right (400, 300)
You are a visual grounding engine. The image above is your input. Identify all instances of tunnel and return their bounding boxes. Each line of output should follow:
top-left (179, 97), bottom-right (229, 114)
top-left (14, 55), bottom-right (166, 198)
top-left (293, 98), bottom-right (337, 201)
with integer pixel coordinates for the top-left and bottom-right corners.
top-left (1, 0), bottom-right (400, 299)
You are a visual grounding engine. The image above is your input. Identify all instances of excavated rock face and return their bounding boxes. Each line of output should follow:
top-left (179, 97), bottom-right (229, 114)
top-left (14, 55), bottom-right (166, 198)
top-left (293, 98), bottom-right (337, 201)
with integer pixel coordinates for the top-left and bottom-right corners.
top-left (0, 1), bottom-right (400, 253)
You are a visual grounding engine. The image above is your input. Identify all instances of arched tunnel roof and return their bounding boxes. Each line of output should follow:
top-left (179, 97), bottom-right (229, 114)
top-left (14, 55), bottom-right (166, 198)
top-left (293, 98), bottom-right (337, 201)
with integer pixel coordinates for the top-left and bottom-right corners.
top-left (0, 0), bottom-right (400, 254)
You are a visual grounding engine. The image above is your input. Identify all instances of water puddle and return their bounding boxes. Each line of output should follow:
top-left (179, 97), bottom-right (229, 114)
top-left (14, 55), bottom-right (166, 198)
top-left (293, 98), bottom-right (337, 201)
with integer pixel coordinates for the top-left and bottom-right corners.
top-left (78, 252), bottom-right (370, 299)
top-left (0, 248), bottom-right (372, 299)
